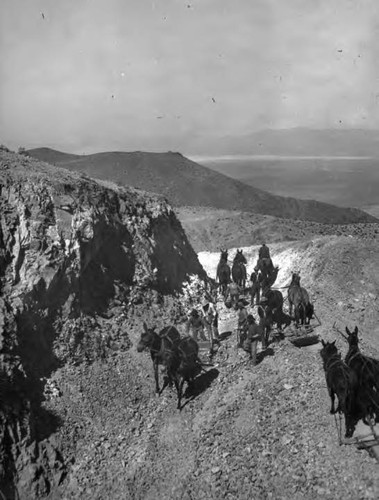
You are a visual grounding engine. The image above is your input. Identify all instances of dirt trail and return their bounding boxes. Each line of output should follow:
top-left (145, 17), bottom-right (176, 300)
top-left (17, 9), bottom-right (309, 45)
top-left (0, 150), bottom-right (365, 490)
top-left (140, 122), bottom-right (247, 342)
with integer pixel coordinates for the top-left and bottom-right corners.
top-left (49, 282), bottom-right (379, 499)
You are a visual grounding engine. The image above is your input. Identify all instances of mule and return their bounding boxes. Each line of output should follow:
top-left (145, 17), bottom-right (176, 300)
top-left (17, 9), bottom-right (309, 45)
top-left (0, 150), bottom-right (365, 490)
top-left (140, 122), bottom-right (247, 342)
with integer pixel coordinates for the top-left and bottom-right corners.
top-left (287, 272), bottom-right (310, 327)
top-left (216, 249), bottom-right (231, 297)
top-left (320, 340), bottom-right (358, 438)
top-left (137, 323), bottom-right (181, 394)
top-left (255, 256), bottom-right (274, 278)
top-left (231, 250), bottom-right (247, 288)
top-left (262, 289), bottom-right (289, 332)
top-left (344, 326), bottom-right (379, 423)
top-left (173, 336), bottom-right (203, 410)
top-left (232, 261), bottom-right (247, 288)
top-left (260, 266), bottom-right (279, 296)
top-left (295, 302), bottom-right (315, 326)
top-left (271, 308), bottom-right (291, 331)
top-left (264, 289), bottom-right (284, 311)
top-left (234, 249), bottom-right (247, 265)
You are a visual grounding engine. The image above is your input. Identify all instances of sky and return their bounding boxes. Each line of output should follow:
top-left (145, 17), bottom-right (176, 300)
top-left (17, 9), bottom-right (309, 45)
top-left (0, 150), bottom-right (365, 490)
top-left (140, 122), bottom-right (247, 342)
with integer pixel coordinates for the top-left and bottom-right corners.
top-left (1, 0), bottom-right (379, 154)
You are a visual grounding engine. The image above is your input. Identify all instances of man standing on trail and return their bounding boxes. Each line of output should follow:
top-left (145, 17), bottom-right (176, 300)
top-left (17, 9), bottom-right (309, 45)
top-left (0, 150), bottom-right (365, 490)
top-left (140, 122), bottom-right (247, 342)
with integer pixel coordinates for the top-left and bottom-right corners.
top-left (201, 299), bottom-right (220, 344)
top-left (249, 271), bottom-right (260, 306)
top-left (186, 309), bottom-right (208, 342)
top-left (242, 314), bottom-right (261, 365)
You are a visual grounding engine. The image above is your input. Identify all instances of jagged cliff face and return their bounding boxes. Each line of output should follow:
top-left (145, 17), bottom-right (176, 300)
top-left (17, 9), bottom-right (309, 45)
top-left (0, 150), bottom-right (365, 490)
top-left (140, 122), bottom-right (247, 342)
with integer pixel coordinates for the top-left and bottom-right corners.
top-left (0, 150), bottom-right (207, 498)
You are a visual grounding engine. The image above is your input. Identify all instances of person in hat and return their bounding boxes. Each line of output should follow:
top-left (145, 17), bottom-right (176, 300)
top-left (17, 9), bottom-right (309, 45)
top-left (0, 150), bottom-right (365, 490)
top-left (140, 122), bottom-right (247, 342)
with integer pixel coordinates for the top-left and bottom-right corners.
top-left (254, 243), bottom-right (273, 280)
top-left (242, 314), bottom-right (261, 365)
top-left (186, 309), bottom-right (207, 342)
top-left (258, 243), bottom-right (270, 260)
top-left (201, 299), bottom-right (219, 343)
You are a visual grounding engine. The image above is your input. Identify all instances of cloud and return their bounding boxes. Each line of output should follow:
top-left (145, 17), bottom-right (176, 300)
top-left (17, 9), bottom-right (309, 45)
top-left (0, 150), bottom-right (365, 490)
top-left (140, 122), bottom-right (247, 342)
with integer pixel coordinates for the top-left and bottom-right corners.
top-left (1, 0), bottom-right (379, 153)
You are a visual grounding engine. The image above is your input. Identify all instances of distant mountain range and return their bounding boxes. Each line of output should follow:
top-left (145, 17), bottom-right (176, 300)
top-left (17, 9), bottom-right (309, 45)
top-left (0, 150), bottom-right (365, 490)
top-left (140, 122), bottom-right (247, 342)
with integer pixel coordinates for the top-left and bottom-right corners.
top-left (188, 128), bottom-right (379, 157)
top-left (26, 147), bottom-right (377, 224)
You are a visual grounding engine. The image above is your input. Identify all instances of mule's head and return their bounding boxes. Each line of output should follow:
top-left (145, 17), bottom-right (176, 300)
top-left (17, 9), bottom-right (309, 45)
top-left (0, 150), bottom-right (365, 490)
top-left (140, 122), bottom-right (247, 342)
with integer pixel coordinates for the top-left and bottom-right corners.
top-left (320, 339), bottom-right (338, 362)
top-left (137, 322), bottom-right (156, 352)
top-left (234, 249), bottom-right (247, 264)
top-left (345, 326), bottom-right (359, 348)
top-left (220, 248), bottom-right (228, 262)
top-left (290, 272), bottom-right (301, 286)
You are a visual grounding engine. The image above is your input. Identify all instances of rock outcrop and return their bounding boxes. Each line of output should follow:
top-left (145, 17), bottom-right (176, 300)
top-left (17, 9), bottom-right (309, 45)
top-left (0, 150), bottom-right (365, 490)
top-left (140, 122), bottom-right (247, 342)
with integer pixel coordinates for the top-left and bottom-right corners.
top-left (0, 149), bottom-right (207, 497)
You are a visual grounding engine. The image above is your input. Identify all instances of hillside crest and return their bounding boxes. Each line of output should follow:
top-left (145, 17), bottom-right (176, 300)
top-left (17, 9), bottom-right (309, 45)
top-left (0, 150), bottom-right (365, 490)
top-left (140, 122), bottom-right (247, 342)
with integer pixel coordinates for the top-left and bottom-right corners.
top-left (26, 147), bottom-right (377, 225)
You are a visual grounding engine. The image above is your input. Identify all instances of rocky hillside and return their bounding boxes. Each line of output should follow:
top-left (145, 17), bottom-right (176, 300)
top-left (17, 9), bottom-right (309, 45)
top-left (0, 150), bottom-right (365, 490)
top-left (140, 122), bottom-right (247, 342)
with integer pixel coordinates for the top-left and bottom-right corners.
top-left (26, 148), bottom-right (377, 225)
top-left (0, 149), bottom-right (207, 498)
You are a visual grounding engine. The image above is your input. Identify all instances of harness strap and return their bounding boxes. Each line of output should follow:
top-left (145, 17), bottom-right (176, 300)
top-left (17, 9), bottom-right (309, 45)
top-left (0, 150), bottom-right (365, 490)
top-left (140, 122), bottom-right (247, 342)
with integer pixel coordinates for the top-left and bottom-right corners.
top-left (325, 356), bottom-right (344, 372)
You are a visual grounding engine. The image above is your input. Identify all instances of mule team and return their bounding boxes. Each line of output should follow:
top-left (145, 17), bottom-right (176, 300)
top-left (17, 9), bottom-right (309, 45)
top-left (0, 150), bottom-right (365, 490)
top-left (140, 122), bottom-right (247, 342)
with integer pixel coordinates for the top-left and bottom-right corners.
top-left (137, 244), bottom-right (378, 440)
top-left (137, 245), bottom-right (315, 409)
top-left (320, 328), bottom-right (379, 440)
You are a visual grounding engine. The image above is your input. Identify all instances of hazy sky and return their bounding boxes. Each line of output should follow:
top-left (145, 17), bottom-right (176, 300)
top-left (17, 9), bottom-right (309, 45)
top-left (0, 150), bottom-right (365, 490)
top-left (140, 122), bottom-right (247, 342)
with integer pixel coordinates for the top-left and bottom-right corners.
top-left (1, 0), bottom-right (379, 154)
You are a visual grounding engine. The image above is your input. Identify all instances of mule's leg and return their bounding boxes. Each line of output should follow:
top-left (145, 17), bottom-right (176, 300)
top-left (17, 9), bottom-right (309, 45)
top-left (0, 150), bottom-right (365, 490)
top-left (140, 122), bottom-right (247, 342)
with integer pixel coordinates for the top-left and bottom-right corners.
top-left (154, 360), bottom-right (160, 395)
top-left (159, 372), bottom-right (170, 395)
top-left (250, 340), bottom-right (258, 366)
top-left (265, 325), bottom-right (271, 348)
top-left (329, 389), bottom-right (336, 414)
top-left (288, 301), bottom-right (293, 318)
top-left (345, 413), bottom-right (356, 438)
top-left (178, 378), bottom-right (185, 410)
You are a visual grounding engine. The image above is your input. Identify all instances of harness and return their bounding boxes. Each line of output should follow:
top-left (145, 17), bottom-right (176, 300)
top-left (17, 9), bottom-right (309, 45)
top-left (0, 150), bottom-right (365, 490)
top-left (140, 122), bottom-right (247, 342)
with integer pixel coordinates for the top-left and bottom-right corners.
top-left (151, 327), bottom-right (178, 356)
top-left (325, 356), bottom-right (344, 373)
top-left (347, 348), bottom-right (379, 381)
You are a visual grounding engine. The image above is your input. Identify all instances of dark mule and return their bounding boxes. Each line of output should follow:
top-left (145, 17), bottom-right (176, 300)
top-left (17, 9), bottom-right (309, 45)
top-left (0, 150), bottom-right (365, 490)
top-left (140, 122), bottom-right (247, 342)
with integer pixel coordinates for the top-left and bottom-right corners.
top-left (264, 290), bottom-right (290, 331)
top-left (232, 264), bottom-right (246, 288)
top-left (260, 266), bottom-right (279, 296)
top-left (137, 323), bottom-right (181, 394)
top-left (216, 249), bottom-right (231, 297)
top-left (320, 340), bottom-right (358, 438)
top-left (271, 308), bottom-right (291, 331)
top-left (287, 272), bottom-right (310, 327)
top-left (173, 337), bottom-right (203, 410)
top-left (232, 250), bottom-right (247, 288)
top-left (295, 302), bottom-right (314, 326)
top-left (255, 256), bottom-right (274, 276)
top-left (264, 289), bottom-right (284, 310)
top-left (344, 326), bottom-right (379, 424)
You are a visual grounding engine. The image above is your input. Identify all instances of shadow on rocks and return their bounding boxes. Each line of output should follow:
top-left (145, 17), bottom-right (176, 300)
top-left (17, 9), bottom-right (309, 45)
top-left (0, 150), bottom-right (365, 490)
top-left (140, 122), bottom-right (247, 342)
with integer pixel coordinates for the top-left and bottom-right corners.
top-left (181, 368), bottom-right (219, 409)
top-left (256, 347), bottom-right (275, 365)
top-left (219, 331), bottom-right (233, 341)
